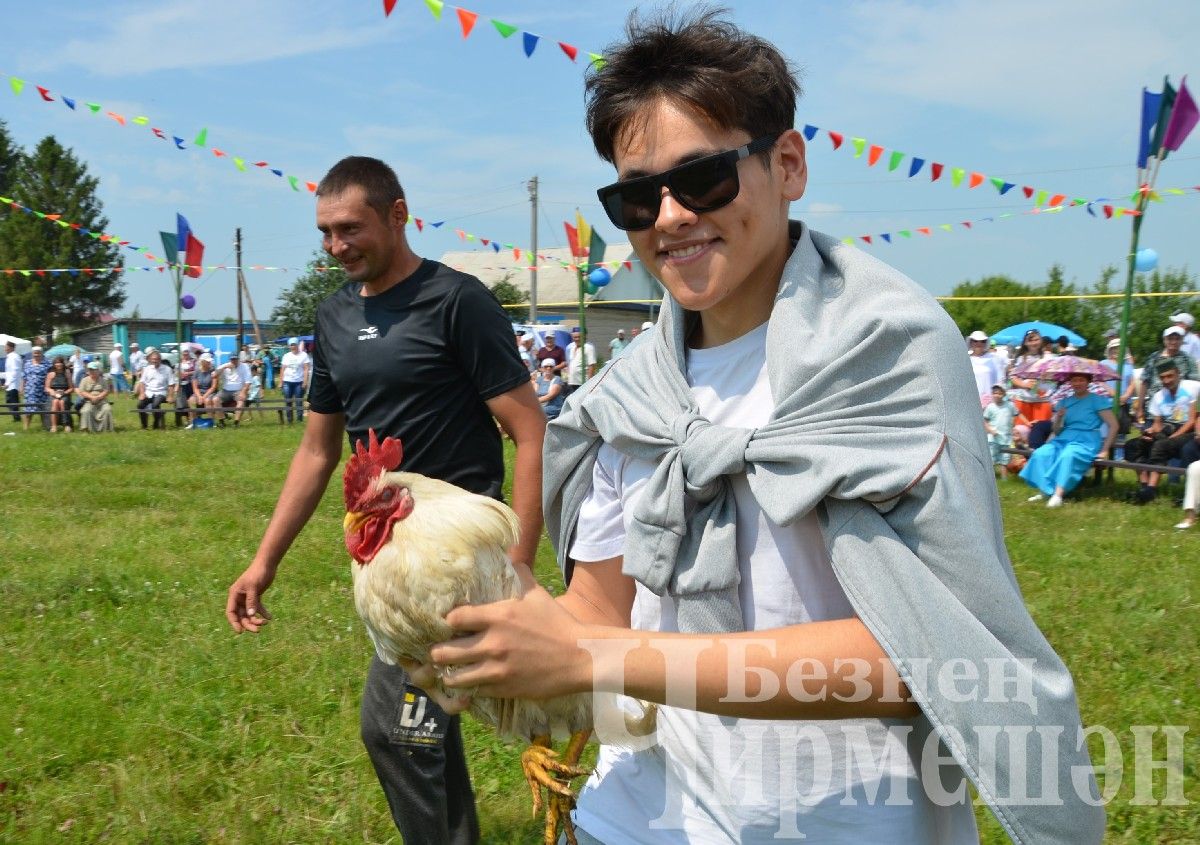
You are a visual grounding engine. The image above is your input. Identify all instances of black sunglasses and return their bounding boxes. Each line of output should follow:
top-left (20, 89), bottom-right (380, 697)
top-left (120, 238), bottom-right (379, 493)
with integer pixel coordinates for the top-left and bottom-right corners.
top-left (596, 134), bottom-right (778, 231)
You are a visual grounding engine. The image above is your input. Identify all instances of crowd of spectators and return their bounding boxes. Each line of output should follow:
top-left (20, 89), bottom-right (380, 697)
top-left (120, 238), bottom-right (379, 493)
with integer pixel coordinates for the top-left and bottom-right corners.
top-left (1, 337), bottom-right (308, 434)
top-left (967, 311), bottom-right (1200, 528)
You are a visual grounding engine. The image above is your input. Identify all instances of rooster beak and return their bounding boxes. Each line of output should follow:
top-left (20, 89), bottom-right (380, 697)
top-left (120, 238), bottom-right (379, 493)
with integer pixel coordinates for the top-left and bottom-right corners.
top-left (344, 510), bottom-right (370, 535)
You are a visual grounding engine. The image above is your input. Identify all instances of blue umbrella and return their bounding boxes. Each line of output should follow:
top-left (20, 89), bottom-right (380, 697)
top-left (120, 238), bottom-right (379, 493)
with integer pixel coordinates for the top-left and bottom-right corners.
top-left (990, 321), bottom-right (1086, 348)
top-left (43, 343), bottom-right (80, 359)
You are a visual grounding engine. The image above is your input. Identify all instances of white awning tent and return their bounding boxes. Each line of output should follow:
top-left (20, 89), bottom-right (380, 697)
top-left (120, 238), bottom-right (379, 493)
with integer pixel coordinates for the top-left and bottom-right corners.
top-left (0, 333), bottom-right (32, 355)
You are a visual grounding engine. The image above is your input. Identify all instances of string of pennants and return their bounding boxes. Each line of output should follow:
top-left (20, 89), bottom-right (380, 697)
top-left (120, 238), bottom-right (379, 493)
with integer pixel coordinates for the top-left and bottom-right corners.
top-left (386, 0), bottom-right (605, 69)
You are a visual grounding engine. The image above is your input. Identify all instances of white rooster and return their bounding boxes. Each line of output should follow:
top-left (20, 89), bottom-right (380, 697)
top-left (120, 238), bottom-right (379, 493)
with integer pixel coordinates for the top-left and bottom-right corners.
top-left (342, 430), bottom-right (598, 844)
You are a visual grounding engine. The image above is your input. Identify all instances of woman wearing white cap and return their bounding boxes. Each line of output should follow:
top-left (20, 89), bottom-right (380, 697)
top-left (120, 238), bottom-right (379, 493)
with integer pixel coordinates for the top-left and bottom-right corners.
top-left (280, 337), bottom-right (310, 424)
top-left (78, 361), bottom-right (114, 433)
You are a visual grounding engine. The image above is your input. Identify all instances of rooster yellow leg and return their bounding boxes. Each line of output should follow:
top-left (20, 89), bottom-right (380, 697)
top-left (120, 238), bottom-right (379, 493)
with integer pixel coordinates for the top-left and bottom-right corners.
top-left (518, 730), bottom-right (592, 845)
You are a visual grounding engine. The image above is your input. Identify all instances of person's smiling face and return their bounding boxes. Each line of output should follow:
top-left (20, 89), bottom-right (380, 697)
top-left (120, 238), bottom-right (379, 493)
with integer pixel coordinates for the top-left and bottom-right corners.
top-left (612, 99), bottom-right (806, 343)
top-left (317, 185), bottom-right (406, 287)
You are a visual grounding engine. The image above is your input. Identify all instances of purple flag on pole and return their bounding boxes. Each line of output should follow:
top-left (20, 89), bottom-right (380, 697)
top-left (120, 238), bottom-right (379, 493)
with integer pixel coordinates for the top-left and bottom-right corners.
top-left (1163, 76), bottom-right (1198, 152)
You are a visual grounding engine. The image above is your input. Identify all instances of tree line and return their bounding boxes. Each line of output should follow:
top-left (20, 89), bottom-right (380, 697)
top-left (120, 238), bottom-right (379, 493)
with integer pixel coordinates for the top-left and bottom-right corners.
top-left (0, 120), bottom-right (124, 339)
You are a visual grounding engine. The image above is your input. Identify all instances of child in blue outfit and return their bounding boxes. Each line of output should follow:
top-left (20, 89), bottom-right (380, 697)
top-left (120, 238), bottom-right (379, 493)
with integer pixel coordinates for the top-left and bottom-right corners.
top-left (982, 384), bottom-right (1018, 478)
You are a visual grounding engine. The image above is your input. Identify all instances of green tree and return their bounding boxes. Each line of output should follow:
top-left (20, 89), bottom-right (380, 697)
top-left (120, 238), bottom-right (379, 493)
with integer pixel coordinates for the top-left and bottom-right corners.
top-left (270, 252), bottom-right (347, 336)
top-left (0, 135), bottom-right (124, 337)
top-left (941, 275), bottom-right (1036, 336)
top-left (489, 273), bottom-right (529, 322)
top-left (0, 120), bottom-right (18, 196)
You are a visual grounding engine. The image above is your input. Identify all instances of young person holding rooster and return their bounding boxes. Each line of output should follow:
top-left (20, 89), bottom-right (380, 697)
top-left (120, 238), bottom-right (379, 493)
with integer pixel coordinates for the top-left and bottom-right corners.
top-left (225, 156), bottom-right (546, 845)
top-left (410, 9), bottom-right (1104, 845)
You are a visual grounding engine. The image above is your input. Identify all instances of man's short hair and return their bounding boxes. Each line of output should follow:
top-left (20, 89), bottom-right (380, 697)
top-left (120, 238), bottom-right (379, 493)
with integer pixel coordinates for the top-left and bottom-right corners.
top-left (1156, 359), bottom-right (1180, 375)
top-left (584, 6), bottom-right (800, 164)
top-left (316, 156), bottom-right (406, 220)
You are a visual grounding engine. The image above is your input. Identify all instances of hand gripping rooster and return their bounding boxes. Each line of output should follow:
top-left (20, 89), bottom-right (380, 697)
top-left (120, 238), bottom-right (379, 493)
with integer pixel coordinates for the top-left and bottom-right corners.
top-left (342, 430), bottom-right (592, 845)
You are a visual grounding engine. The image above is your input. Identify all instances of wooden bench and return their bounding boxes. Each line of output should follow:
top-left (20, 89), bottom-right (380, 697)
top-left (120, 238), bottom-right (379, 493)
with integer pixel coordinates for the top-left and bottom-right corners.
top-left (127, 401), bottom-right (305, 425)
top-left (1002, 447), bottom-right (1188, 482)
top-left (1, 401), bottom-right (81, 426)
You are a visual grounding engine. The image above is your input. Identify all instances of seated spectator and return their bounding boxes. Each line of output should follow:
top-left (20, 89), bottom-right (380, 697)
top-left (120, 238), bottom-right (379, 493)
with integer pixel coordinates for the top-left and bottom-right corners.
top-left (247, 364), bottom-right (263, 418)
top-left (216, 354), bottom-right (252, 426)
top-left (1020, 373), bottom-right (1116, 507)
top-left (44, 355), bottom-right (74, 433)
top-left (189, 353), bottom-right (218, 427)
top-left (983, 385), bottom-right (1018, 479)
top-left (533, 358), bottom-right (565, 420)
top-left (1124, 360), bottom-right (1199, 503)
top-left (1136, 326), bottom-right (1199, 421)
top-left (77, 361), bottom-right (113, 433)
top-left (22, 346), bottom-right (51, 431)
top-left (136, 348), bottom-right (176, 430)
top-left (174, 347), bottom-right (197, 427)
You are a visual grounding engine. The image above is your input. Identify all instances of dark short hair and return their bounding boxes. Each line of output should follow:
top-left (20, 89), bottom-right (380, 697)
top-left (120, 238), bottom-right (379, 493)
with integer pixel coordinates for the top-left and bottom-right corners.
top-left (585, 6), bottom-right (801, 164)
top-left (1156, 360), bottom-right (1180, 375)
top-left (316, 156), bottom-right (405, 220)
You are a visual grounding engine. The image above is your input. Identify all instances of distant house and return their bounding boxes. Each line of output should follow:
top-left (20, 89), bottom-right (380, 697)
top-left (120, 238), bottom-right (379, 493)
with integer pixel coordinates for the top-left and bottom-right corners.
top-left (71, 317), bottom-right (279, 364)
top-left (439, 243), bottom-right (664, 351)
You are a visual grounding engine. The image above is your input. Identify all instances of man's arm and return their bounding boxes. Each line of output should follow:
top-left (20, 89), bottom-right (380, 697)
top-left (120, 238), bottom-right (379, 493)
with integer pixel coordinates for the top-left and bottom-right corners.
top-left (224, 410), bottom-right (345, 632)
top-left (485, 381), bottom-right (546, 577)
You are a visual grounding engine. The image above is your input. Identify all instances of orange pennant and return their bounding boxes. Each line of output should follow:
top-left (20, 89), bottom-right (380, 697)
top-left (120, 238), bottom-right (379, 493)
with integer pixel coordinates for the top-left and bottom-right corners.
top-left (968, 172), bottom-right (984, 189)
top-left (456, 8), bottom-right (478, 37)
top-left (867, 145), bottom-right (883, 166)
top-left (106, 111), bottom-right (126, 126)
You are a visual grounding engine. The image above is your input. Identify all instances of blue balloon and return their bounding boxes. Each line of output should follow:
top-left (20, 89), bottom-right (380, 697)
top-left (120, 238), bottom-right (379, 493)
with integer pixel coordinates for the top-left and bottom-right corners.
top-left (587, 267), bottom-right (612, 287)
top-left (1134, 248), bottom-right (1158, 272)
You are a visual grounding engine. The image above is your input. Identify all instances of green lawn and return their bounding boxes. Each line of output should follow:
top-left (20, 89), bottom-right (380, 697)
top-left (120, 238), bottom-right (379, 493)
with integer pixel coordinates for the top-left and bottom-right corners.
top-left (1, 398), bottom-right (1196, 843)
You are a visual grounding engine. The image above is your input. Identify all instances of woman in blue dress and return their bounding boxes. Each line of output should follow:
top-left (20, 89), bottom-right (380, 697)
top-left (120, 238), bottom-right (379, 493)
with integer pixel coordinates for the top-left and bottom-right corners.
top-left (1020, 373), bottom-right (1117, 508)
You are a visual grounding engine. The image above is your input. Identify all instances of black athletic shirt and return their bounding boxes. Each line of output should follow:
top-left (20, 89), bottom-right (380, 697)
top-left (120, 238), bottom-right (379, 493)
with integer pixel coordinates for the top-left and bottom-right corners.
top-left (308, 259), bottom-right (530, 498)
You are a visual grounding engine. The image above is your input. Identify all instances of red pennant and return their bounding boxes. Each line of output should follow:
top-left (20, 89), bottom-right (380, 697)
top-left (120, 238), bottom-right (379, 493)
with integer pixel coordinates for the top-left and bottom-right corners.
top-left (36, 270), bottom-right (45, 278)
top-left (456, 8), bottom-right (478, 38)
top-left (1022, 186), bottom-right (1034, 199)
top-left (962, 221), bottom-right (972, 229)
top-left (828, 131), bottom-right (844, 150)
top-left (36, 86), bottom-right (54, 102)
top-left (1048, 194), bottom-right (1065, 207)
top-left (158, 266), bottom-right (165, 272)
top-left (151, 128), bottom-right (165, 139)
top-left (623, 260), bottom-right (633, 270)
top-left (1103, 205), bottom-right (1113, 218)
top-left (930, 162), bottom-right (944, 181)
top-left (213, 149), bottom-right (227, 157)
top-left (70, 222), bottom-right (81, 229)
top-left (867, 145), bottom-right (883, 166)
top-left (455, 229), bottom-right (466, 240)
top-left (917, 227), bottom-right (931, 236)
top-left (861, 235), bottom-right (872, 244)
top-left (559, 42), bottom-right (578, 61)
top-left (383, 0), bottom-right (398, 16)
top-left (480, 238), bottom-right (490, 246)
top-left (968, 172), bottom-right (984, 189)
top-left (415, 218), bottom-right (424, 232)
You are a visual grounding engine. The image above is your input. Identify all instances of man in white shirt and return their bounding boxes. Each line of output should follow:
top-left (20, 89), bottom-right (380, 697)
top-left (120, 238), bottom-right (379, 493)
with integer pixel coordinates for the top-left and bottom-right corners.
top-left (217, 354), bottom-right (253, 426)
top-left (966, 330), bottom-right (1006, 405)
top-left (279, 337), bottom-right (310, 424)
top-left (128, 342), bottom-right (147, 384)
top-left (4, 340), bottom-right (22, 421)
top-left (1169, 311), bottom-right (1200, 362)
top-left (135, 348), bottom-right (176, 429)
top-left (109, 343), bottom-right (129, 394)
top-left (564, 327), bottom-right (597, 395)
top-left (1125, 360), bottom-right (1199, 503)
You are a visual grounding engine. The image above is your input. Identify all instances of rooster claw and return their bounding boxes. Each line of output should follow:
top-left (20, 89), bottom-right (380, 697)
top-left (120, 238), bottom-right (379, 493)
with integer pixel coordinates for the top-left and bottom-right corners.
top-left (522, 734), bottom-right (590, 845)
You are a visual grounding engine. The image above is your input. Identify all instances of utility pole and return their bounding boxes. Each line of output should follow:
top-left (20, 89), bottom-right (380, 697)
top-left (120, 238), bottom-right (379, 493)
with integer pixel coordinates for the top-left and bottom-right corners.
top-left (235, 228), bottom-right (245, 356)
top-left (527, 175), bottom-right (538, 324)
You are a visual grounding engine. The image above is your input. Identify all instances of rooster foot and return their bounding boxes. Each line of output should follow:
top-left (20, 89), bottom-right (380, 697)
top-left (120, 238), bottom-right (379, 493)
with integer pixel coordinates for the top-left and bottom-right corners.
top-left (522, 732), bottom-right (591, 845)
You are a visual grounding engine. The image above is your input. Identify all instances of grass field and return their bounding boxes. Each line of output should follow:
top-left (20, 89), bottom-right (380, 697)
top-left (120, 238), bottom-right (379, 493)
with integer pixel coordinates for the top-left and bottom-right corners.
top-left (1, 396), bottom-right (1197, 843)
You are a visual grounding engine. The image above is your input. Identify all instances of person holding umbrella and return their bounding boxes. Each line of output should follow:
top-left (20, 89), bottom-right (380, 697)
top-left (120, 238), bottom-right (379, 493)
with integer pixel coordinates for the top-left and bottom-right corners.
top-left (1018, 360), bottom-right (1117, 507)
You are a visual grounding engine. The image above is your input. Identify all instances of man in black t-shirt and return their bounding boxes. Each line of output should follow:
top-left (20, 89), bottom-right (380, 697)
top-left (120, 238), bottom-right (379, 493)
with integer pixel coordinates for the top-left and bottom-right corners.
top-left (225, 156), bottom-right (546, 845)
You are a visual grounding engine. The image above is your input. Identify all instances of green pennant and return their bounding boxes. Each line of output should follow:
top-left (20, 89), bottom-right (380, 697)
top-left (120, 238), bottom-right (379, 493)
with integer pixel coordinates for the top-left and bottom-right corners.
top-left (1035, 189), bottom-right (1048, 206)
top-left (132, 116), bottom-right (148, 125)
top-left (0, 196), bottom-right (10, 204)
top-left (424, 0), bottom-right (443, 19)
top-left (34, 211), bottom-right (45, 219)
top-left (9, 77), bottom-right (24, 95)
top-left (87, 102), bottom-right (100, 113)
top-left (888, 151), bottom-right (903, 172)
top-left (940, 223), bottom-right (953, 232)
top-left (491, 19), bottom-right (517, 38)
top-left (990, 177), bottom-right (1004, 192)
top-left (899, 230), bottom-right (912, 238)
top-left (287, 175), bottom-right (300, 191)
top-left (89, 232), bottom-right (101, 239)
top-left (588, 53), bottom-right (605, 69)
top-left (951, 167), bottom-right (965, 187)
top-left (851, 137), bottom-right (866, 158)
top-left (194, 127), bottom-right (208, 147)
top-left (1071, 198), bottom-right (1085, 206)
top-left (20, 270), bottom-right (30, 277)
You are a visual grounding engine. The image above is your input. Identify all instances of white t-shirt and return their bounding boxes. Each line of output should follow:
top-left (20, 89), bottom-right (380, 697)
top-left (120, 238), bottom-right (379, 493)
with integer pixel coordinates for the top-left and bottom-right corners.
top-left (569, 322), bottom-right (977, 844)
top-left (566, 342), bottom-right (597, 386)
top-left (109, 349), bottom-right (124, 375)
top-left (968, 352), bottom-right (1005, 400)
top-left (280, 350), bottom-right (310, 384)
top-left (4, 351), bottom-right (22, 390)
top-left (129, 350), bottom-right (146, 374)
top-left (1149, 379), bottom-right (1200, 423)
top-left (138, 364), bottom-right (176, 397)
top-left (220, 362), bottom-right (252, 392)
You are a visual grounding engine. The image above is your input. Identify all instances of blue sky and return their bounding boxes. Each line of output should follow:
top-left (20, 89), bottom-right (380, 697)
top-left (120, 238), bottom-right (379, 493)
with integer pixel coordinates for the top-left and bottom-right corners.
top-left (2, 0), bottom-right (1198, 323)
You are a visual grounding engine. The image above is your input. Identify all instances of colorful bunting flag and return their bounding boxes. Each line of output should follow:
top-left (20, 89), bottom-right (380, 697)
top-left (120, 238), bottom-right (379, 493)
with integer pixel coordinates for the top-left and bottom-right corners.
top-left (456, 8), bottom-right (478, 37)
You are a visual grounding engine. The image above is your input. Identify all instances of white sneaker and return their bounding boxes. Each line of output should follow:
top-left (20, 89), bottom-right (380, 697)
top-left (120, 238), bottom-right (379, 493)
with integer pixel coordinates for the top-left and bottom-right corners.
top-left (1046, 495), bottom-right (1063, 508)
top-left (1027, 494), bottom-right (1045, 503)
top-left (185, 423), bottom-right (194, 430)
top-left (1175, 520), bottom-right (1195, 530)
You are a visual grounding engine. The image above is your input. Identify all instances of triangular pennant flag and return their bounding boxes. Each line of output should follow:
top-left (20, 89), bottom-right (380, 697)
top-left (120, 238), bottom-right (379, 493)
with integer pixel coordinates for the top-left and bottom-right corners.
top-left (1114, 208), bottom-right (1125, 218)
top-left (881, 233), bottom-right (892, 243)
top-left (9, 77), bottom-right (25, 95)
top-left (1022, 186), bottom-right (1034, 199)
top-left (888, 151), bottom-right (903, 172)
top-left (908, 157), bottom-right (925, 177)
top-left (305, 182), bottom-right (317, 192)
top-left (1035, 189), bottom-right (1048, 206)
top-left (940, 223), bottom-right (953, 232)
top-left (465, 233), bottom-right (475, 241)
top-left (623, 260), bottom-right (633, 270)
top-left (1048, 194), bottom-right (1065, 207)
top-left (424, 0), bottom-right (443, 19)
top-left (990, 177), bottom-right (1005, 192)
top-left (559, 42), bottom-right (578, 61)
top-left (899, 230), bottom-right (912, 238)
top-left (588, 53), bottom-right (605, 69)
top-left (491, 242), bottom-right (501, 253)
top-left (270, 168), bottom-right (283, 177)
top-left (36, 86), bottom-right (54, 102)
top-left (828, 131), bottom-right (844, 150)
top-left (87, 102), bottom-right (100, 113)
top-left (842, 237), bottom-right (854, 245)
top-left (212, 149), bottom-right (226, 158)
top-left (492, 19), bottom-right (517, 38)
top-left (151, 128), bottom-right (165, 139)
top-left (456, 8), bottom-right (478, 38)
top-left (233, 157), bottom-right (246, 171)
top-left (802, 124), bottom-right (818, 141)
top-left (62, 96), bottom-right (76, 110)
top-left (193, 128), bottom-right (208, 147)
top-left (430, 221), bottom-right (444, 228)
top-left (917, 227), bottom-right (931, 236)
top-left (414, 218), bottom-right (424, 232)
top-left (523, 32), bottom-right (539, 57)
top-left (962, 221), bottom-right (972, 229)
top-left (254, 161), bottom-right (269, 167)
top-left (383, 0), bottom-right (398, 16)
top-left (480, 238), bottom-right (490, 246)
top-left (851, 137), bottom-right (866, 158)
top-left (931, 162), bottom-right (944, 181)
top-left (107, 112), bottom-right (126, 126)
top-left (173, 137), bottom-right (186, 150)
top-left (950, 167), bottom-right (965, 187)
top-left (867, 145), bottom-right (884, 166)
top-left (455, 229), bottom-right (466, 240)
top-left (287, 175), bottom-right (300, 191)
top-left (968, 172), bottom-right (984, 189)
top-left (860, 235), bottom-right (872, 244)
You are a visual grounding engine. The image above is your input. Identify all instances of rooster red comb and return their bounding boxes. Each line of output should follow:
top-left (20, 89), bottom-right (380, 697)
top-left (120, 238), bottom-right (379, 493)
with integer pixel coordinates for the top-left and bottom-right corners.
top-left (343, 429), bottom-right (403, 508)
